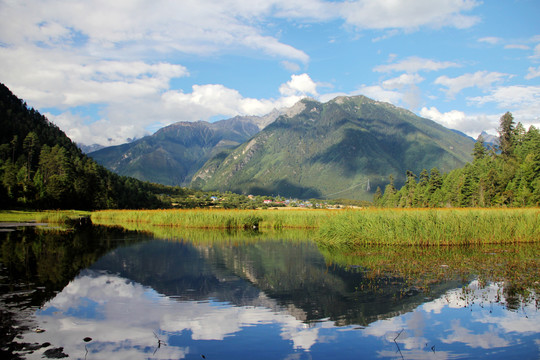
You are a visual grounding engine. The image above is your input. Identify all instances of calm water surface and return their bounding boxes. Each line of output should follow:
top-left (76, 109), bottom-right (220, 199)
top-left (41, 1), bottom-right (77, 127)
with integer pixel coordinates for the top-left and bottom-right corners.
top-left (1, 225), bottom-right (538, 359)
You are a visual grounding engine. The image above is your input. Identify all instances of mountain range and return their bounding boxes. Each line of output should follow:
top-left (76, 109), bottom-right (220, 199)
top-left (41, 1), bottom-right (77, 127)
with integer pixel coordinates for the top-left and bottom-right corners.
top-left (89, 106), bottom-right (301, 186)
top-left (90, 96), bottom-right (475, 200)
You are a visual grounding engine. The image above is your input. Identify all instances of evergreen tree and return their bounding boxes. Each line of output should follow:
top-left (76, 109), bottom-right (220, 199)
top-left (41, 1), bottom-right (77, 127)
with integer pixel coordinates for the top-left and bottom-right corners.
top-left (498, 112), bottom-right (515, 157)
top-left (373, 186), bottom-right (382, 205)
top-left (473, 135), bottom-right (486, 161)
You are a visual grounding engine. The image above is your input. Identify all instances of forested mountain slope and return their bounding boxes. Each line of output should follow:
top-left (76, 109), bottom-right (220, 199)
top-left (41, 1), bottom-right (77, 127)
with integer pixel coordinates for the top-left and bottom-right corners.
top-left (192, 96), bottom-right (475, 200)
top-left (89, 117), bottom-right (261, 186)
top-left (0, 83), bottom-right (167, 209)
top-left (377, 112), bottom-right (540, 207)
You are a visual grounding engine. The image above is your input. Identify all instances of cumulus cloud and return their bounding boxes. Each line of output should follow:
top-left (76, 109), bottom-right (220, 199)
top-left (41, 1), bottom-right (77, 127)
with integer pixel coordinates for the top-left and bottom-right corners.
top-left (0, 0), bottom-right (499, 146)
top-left (0, 46), bottom-right (188, 109)
top-left (338, 0), bottom-right (480, 30)
top-left (420, 106), bottom-right (497, 136)
top-left (374, 56), bottom-right (460, 73)
top-left (382, 73), bottom-right (425, 88)
top-left (435, 71), bottom-right (510, 98)
top-left (468, 85), bottom-right (540, 109)
top-left (467, 85), bottom-right (540, 131)
top-left (279, 73), bottom-right (319, 97)
top-left (44, 74), bottom-right (318, 146)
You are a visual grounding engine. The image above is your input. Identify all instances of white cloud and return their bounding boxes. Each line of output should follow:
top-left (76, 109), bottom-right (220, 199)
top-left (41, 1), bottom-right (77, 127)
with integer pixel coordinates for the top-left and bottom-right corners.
top-left (435, 71), bottom-right (510, 98)
top-left (48, 74), bottom-right (317, 146)
top-left (525, 66), bottom-right (540, 80)
top-left (504, 44), bottom-right (530, 50)
top-left (467, 85), bottom-right (540, 131)
top-left (420, 106), bottom-right (497, 135)
top-left (279, 73), bottom-right (318, 97)
top-left (0, 0), bottom-right (509, 147)
top-left (478, 36), bottom-right (501, 45)
top-left (374, 56), bottom-right (460, 73)
top-left (338, 0), bottom-right (481, 30)
top-left (382, 73), bottom-right (425, 89)
top-left (468, 85), bottom-right (540, 109)
top-left (0, 46), bottom-right (188, 109)
top-left (0, 0), bottom-right (309, 62)
top-left (532, 43), bottom-right (540, 58)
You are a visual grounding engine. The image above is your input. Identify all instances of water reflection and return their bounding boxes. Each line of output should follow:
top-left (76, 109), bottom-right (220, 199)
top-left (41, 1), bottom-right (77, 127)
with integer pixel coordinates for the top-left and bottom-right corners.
top-left (1, 227), bottom-right (538, 359)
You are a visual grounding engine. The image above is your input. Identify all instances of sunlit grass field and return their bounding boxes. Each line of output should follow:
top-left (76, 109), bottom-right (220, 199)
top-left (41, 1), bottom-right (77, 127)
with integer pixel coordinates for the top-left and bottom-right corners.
top-left (0, 210), bottom-right (91, 224)
top-left (90, 208), bottom-right (540, 246)
top-left (91, 208), bottom-right (329, 230)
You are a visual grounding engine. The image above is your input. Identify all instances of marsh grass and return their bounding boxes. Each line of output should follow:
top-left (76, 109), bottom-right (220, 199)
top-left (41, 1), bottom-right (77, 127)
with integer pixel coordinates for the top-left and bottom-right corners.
top-left (0, 210), bottom-right (91, 224)
top-left (317, 208), bottom-right (540, 247)
top-left (92, 208), bottom-right (539, 246)
top-left (91, 208), bottom-right (330, 230)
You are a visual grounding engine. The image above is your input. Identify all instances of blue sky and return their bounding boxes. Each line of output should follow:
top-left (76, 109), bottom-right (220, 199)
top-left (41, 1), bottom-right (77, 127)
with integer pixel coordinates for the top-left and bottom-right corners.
top-left (1, 0), bottom-right (539, 146)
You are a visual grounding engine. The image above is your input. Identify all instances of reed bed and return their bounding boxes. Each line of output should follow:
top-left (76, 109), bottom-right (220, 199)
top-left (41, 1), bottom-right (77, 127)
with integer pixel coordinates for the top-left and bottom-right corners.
top-left (0, 210), bottom-right (91, 224)
top-left (91, 208), bottom-right (540, 246)
top-left (317, 208), bottom-right (540, 247)
top-left (91, 208), bottom-right (331, 230)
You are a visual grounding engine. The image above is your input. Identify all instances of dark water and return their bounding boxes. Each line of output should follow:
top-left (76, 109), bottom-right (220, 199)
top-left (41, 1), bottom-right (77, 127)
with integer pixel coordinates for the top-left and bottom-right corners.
top-left (1, 225), bottom-right (538, 359)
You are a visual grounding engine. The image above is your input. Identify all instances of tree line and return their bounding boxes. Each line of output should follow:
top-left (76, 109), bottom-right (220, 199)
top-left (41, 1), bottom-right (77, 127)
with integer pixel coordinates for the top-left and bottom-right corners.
top-left (0, 83), bottom-right (172, 209)
top-left (373, 112), bottom-right (540, 207)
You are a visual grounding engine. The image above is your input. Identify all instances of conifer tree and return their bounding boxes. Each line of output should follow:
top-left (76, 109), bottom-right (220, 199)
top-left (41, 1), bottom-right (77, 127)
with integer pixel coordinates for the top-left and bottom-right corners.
top-left (498, 112), bottom-right (515, 157)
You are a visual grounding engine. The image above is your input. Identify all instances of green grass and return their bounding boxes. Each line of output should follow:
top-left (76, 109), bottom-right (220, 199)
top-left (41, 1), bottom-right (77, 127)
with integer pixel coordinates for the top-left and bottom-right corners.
top-left (91, 208), bottom-right (331, 230)
top-left (91, 208), bottom-right (540, 247)
top-left (316, 208), bottom-right (540, 247)
top-left (8, 208), bottom-right (536, 247)
top-left (0, 210), bottom-right (91, 224)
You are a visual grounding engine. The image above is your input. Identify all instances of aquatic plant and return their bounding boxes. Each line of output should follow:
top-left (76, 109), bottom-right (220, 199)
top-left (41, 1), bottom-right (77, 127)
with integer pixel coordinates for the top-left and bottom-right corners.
top-left (316, 208), bottom-right (540, 246)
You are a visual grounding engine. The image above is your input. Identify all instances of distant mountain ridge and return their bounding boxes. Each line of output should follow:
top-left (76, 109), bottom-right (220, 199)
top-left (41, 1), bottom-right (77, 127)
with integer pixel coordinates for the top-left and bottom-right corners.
top-left (192, 96), bottom-right (475, 200)
top-left (89, 113), bottom-right (280, 186)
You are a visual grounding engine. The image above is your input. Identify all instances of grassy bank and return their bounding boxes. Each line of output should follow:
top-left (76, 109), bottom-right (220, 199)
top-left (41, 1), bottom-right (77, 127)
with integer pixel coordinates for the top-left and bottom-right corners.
top-left (91, 208), bottom-right (331, 230)
top-left (91, 208), bottom-right (540, 246)
top-left (317, 208), bottom-right (540, 247)
top-left (0, 210), bottom-right (91, 224)
top-left (7, 208), bottom-right (537, 246)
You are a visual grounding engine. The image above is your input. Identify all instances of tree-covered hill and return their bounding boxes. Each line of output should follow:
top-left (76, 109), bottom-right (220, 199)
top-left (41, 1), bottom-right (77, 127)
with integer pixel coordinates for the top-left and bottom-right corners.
top-left (89, 117), bottom-right (261, 186)
top-left (376, 112), bottom-right (540, 207)
top-left (0, 83), bottom-right (170, 209)
top-left (192, 96), bottom-right (475, 200)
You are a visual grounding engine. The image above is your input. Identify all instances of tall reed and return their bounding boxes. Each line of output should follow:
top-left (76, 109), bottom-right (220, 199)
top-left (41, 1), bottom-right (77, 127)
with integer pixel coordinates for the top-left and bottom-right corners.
top-left (91, 208), bottom-right (331, 229)
top-left (0, 210), bottom-right (91, 224)
top-left (91, 208), bottom-right (540, 246)
top-left (316, 208), bottom-right (540, 247)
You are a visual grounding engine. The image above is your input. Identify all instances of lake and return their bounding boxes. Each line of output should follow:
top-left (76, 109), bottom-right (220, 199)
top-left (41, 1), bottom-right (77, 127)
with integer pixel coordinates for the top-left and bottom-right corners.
top-left (1, 225), bottom-right (538, 359)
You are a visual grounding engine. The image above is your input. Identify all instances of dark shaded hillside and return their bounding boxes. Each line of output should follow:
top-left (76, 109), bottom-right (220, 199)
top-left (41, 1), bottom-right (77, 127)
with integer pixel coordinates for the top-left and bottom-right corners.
top-left (0, 83), bottom-right (167, 209)
top-left (193, 96), bottom-right (474, 200)
top-left (89, 117), bottom-right (261, 186)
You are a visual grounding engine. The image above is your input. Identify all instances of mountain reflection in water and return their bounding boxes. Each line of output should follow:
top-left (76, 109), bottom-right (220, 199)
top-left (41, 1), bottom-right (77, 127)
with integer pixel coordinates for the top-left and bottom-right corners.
top-left (2, 227), bottom-right (538, 359)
